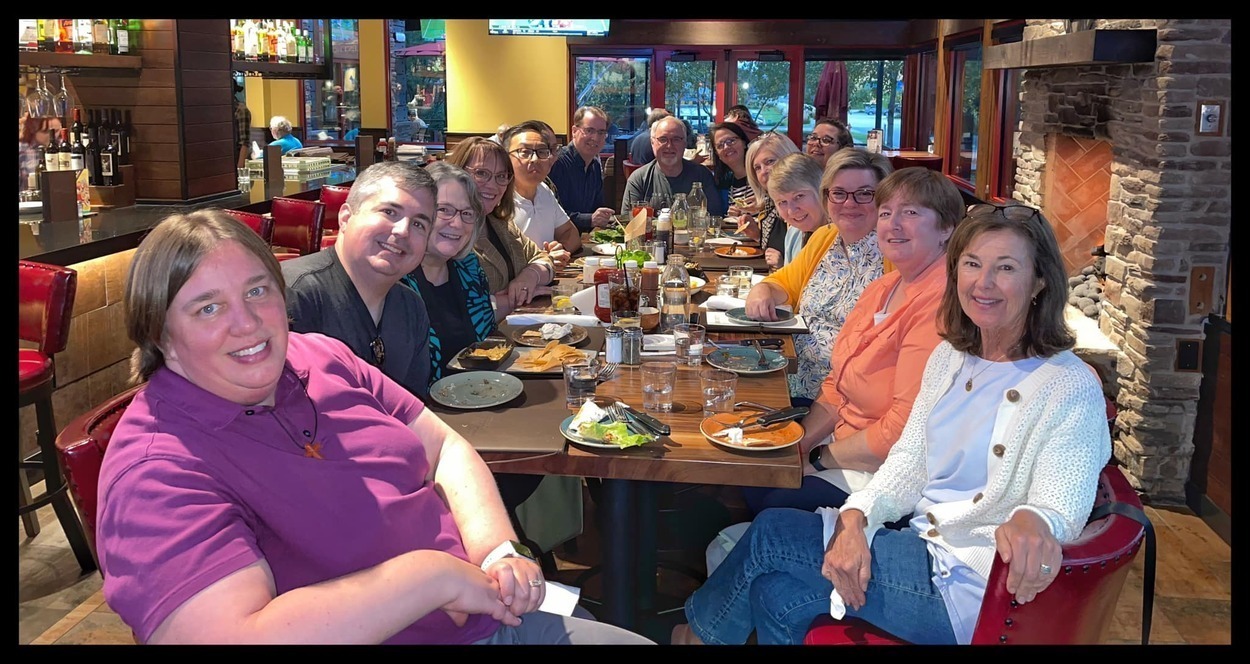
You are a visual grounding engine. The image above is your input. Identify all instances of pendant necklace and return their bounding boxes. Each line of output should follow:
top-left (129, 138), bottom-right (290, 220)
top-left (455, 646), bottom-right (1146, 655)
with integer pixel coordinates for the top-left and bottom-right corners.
top-left (267, 370), bottom-right (324, 459)
top-left (964, 349), bottom-right (1012, 392)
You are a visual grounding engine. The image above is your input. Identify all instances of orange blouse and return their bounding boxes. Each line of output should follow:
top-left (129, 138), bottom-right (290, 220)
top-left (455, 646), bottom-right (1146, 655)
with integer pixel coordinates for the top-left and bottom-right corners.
top-left (818, 257), bottom-right (947, 459)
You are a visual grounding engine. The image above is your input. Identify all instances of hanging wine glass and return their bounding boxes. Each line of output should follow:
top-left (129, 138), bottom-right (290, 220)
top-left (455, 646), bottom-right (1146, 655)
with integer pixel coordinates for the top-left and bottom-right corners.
top-left (51, 73), bottom-right (70, 119)
top-left (30, 72), bottom-right (53, 118)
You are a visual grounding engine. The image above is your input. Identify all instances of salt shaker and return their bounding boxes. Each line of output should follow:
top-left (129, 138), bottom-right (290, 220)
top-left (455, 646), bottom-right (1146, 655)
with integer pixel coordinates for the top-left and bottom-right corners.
top-left (604, 325), bottom-right (623, 364)
top-left (622, 327), bottom-right (643, 366)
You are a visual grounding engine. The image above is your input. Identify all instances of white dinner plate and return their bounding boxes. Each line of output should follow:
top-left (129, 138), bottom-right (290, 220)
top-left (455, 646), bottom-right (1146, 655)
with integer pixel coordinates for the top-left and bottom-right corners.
top-left (559, 414), bottom-right (656, 449)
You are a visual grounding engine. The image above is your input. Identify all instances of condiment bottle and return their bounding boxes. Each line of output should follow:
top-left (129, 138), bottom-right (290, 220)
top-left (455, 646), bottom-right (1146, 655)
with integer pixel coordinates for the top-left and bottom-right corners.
top-left (622, 327), bottom-right (643, 365)
top-left (655, 209), bottom-right (673, 257)
top-left (593, 258), bottom-right (620, 324)
top-left (582, 256), bottom-right (600, 285)
top-left (604, 326), bottom-right (623, 364)
top-left (639, 260), bottom-right (662, 332)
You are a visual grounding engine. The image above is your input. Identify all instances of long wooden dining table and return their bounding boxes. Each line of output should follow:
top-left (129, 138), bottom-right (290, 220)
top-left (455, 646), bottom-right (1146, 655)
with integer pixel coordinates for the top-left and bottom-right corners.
top-left (429, 280), bottom-right (803, 634)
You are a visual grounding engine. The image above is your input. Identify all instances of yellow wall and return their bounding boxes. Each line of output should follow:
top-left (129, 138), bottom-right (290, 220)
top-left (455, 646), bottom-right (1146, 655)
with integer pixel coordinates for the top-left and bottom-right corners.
top-left (446, 20), bottom-right (569, 133)
top-left (244, 78), bottom-right (301, 130)
top-left (359, 19), bottom-right (388, 128)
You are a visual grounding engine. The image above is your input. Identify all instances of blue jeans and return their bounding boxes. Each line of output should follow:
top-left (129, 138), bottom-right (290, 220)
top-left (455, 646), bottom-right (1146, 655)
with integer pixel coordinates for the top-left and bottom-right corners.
top-left (741, 477), bottom-right (851, 515)
top-left (683, 508), bottom-right (957, 645)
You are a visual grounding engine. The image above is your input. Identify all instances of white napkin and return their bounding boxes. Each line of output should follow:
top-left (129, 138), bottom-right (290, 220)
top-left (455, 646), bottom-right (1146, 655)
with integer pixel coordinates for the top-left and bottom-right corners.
top-left (703, 295), bottom-right (747, 311)
top-left (818, 506), bottom-right (878, 620)
top-left (643, 334), bottom-right (675, 352)
top-left (568, 286), bottom-right (597, 316)
top-left (704, 309), bottom-right (805, 332)
top-left (506, 313), bottom-right (602, 327)
top-left (538, 580), bottom-right (581, 616)
top-left (705, 237), bottom-right (742, 246)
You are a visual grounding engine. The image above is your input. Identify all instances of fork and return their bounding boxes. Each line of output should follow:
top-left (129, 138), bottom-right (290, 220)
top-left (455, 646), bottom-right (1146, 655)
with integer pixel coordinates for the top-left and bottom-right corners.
top-left (597, 362), bottom-right (618, 383)
top-left (607, 404), bottom-right (642, 436)
top-left (750, 339), bottom-right (769, 368)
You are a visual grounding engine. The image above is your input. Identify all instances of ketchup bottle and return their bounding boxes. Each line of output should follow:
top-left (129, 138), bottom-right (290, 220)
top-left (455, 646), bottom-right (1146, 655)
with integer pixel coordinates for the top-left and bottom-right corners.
top-left (593, 258), bottom-right (620, 323)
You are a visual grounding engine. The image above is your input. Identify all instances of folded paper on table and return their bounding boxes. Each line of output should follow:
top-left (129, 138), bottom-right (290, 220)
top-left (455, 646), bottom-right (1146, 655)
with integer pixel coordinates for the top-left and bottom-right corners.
top-left (643, 334), bottom-right (675, 352)
top-left (624, 210), bottom-right (648, 242)
top-left (703, 295), bottom-right (747, 311)
top-left (538, 580), bottom-right (582, 616)
top-left (704, 237), bottom-right (743, 246)
top-left (568, 285), bottom-right (598, 316)
top-left (506, 313), bottom-right (602, 327)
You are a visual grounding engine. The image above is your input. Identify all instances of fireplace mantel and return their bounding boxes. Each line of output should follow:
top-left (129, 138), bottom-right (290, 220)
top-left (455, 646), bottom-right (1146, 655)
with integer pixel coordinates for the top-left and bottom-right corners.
top-left (984, 29), bottom-right (1157, 70)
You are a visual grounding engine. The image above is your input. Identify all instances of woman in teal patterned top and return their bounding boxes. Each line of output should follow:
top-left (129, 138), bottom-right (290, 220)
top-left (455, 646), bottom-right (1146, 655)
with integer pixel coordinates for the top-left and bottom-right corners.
top-left (401, 163), bottom-right (497, 383)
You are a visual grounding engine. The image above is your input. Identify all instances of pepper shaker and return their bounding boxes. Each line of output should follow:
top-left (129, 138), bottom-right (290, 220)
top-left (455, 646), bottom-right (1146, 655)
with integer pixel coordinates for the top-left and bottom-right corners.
top-left (622, 327), bottom-right (643, 366)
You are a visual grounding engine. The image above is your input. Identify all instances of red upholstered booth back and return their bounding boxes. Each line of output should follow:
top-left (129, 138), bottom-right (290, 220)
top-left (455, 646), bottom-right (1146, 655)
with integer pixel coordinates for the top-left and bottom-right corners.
top-left (223, 208), bottom-right (274, 244)
top-left (19, 261), bottom-right (78, 356)
top-left (319, 184), bottom-right (350, 233)
top-left (269, 197), bottom-right (325, 256)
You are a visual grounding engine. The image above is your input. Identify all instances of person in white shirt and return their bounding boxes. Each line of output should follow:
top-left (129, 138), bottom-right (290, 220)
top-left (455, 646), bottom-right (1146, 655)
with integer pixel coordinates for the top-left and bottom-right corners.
top-left (503, 121), bottom-right (581, 269)
top-left (673, 202), bottom-right (1110, 645)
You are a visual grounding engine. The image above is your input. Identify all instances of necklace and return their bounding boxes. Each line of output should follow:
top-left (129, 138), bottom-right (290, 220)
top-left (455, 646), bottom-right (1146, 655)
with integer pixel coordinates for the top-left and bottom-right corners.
top-left (267, 370), bottom-right (324, 459)
top-left (964, 349), bottom-right (1012, 392)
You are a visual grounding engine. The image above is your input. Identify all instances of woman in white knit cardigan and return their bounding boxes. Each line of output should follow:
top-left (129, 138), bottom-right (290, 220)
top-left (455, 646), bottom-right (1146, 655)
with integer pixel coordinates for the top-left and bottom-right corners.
top-left (673, 203), bottom-right (1111, 645)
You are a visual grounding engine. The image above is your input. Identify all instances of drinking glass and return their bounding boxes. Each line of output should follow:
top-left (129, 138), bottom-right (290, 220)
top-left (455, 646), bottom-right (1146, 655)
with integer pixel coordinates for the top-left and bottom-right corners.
top-left (689, 213), bottom-right (708, 254)
top-left (728, 265), bottom-right (755, 299)
top-left (611, 309), bottom-right (640, 329)
top-left (28, 73), bottom-right (52, 118)
top-left (640, 362), bottom-right (677, 412)
top-left (707, 215), bottom-right (723, 239)
top-left (700, 369), bottom-right (738, 415)
top-left (563, 358), bottom-right (600, 408)
top-left (673, 322), bottom-right (706, 367)
top-left (552, 281), bottom-right (579, 314)
top-left (51, 74), bottom-right (69, 119)
top-left (715, 275), bottom-right (738, 298)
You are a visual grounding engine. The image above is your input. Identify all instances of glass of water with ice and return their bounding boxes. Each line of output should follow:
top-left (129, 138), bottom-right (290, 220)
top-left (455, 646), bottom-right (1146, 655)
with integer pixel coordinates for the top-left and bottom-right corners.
top-left (641, 362), bottom-right (677, 412)
top-left (700, 369), bottom-right (737, 415)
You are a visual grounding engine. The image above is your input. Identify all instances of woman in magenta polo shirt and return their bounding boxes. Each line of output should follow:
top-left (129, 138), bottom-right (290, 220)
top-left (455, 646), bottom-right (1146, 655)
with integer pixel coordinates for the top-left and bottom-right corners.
top-left (95, 209), bottom-right (650, 645)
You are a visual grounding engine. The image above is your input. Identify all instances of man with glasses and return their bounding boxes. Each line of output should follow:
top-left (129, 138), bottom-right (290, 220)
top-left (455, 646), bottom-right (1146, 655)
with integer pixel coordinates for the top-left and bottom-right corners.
top-left (621, 115), bottom-right (726, 217)
top-left (805, 118), bottom-right (853, 167)
top-left (549, 106), bottom-right (618, 232)
top-left (504, 121), bottom-right (582, 264)
top-left (282, 161), bottom-right (434, 399)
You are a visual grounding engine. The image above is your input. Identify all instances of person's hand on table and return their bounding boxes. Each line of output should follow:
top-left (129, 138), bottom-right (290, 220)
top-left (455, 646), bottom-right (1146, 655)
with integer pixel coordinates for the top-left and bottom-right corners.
top-left (994, 509), bottom-right (1063, 604)
top-left (764, 247), bottom-right (782, 269)
top-left (439, 556), bottom-right (522, 628)
top-left (544, 241), bottom-right (571, 271)
top-left (744, 285), bottom-right (780, 322)
top-left (484, 556), bottom-right (546, 618)
top-left (506, 268), bottom-right (543, 308)
top-left (822, 509), bottom-right (872, 611)
top-left (590, 207), bottom-right (617, 228)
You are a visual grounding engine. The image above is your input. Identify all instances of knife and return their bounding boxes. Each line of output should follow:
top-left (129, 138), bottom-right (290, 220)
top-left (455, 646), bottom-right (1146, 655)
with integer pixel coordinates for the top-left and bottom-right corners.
top-left (738, 338), bottom-right (783, 348)
top-left (737, 406), bottom-right (808, 432)
top-left (615, 401), bottom-right (671, 436)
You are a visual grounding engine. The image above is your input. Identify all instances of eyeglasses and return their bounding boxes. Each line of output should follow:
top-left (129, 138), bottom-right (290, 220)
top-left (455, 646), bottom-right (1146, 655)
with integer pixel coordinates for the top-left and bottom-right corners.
top-left (715, 137), bottom-right (740, 150)
top-left (805, 134), bottom-right (840, 147)
top-left (370, 336), bottom-right (385, 366)
top-left (509, 147), bottom-right (553, 161)
top-left (653, 136), bottom-right (685, 147)
top-left (468, 167), bottom-right (512, 186)
top-left (967, 202), bottom-right (1043, 223)
top-left (577, 125), bottom-right (609, 138)
top-left (436, 204), bottom-right (479, 225)
top-left (826, 189), bottom-right (876, 204)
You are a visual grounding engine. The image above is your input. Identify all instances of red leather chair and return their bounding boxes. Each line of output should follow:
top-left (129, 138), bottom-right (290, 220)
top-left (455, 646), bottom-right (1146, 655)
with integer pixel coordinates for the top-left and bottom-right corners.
top-left (622, 159), bottom-right (643, 179)
top-left (804, 464), bottom-right (1147, 645)
top-left (18, 260), bottom-right (96, 573)
top-left (269, 196), bottom-right (325, 257)
top-left (54, 384), bottom-right (144, 562)
top-left (318, 184), bottom-right (350, 234)
top-left (223, 208), bottom-right (274, 244)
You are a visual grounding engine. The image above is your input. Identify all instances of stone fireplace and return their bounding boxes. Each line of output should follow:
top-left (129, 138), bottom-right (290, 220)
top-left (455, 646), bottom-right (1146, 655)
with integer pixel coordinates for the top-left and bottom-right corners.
top-left (1010, 19), bottom-right (1232, 502)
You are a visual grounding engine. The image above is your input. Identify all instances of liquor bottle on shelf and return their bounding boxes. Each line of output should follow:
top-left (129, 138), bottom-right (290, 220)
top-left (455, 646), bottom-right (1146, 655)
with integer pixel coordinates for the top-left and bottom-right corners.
top-left (244, 20), bottom-right (258, 61)
top-left (231, 20), bottom-right (245, 60)
top-left (92, 19), bottom-right (111, 54)
top-left (38, 20), bottom-right (55, 52)
top-left (126, 19), bottom-right (141, 52)
top-left (20, 19), bottom-right (39, 51)
top-left (287, 23), bottom-right (298, 63)
top-left (75, 19), bottom-right (93, 54)
top-left (58, 129), bottom-right (73, 171)
top-left (56, 19), bottom-right (75, 53)
top-left (267, 21), bottom-right (279, 63)
top-left (113, 19), bottom-right (129, 55)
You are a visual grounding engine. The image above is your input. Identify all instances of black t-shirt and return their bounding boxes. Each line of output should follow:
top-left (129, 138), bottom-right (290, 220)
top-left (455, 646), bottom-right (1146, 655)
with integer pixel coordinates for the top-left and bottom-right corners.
top-left (410, 269), bottom-right (479, 378)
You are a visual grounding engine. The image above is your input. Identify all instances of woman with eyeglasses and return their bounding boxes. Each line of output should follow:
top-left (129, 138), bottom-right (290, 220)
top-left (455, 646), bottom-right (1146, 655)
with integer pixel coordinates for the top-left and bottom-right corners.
top-left (742, 167), bottom-right (964, 516)
top-left (745, 148), bottom-right (895, 401)
top-left (805, 118), bottom-right (854, 168)
top-left (733, 132), bottom-right (800, 269)
top-left (707, 121), bottom-right (753, 215)
top-left (672, 201), bottom-right (1109, 645)
top-left (444, 137), bottom-right (557, 318)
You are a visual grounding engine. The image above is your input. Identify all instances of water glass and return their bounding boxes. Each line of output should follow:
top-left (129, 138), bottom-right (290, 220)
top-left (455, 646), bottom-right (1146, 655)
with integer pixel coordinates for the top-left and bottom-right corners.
top-left (707, 215), bottom-right (723, 238)
top-left (700, 369), bottom-right (738, 415)
top-left (640, 362), bottom-right (677, 412)
top-left (673, 322), bottom-right (706, 367)
top-left (552, 282), bottom-right (578, 314)
top-left (728, 265), bottom-right (755, 299)
top-left (611, 309), bottom-right (641, 329)
top-left (715, 275), bottom-right (738, 298)
top-left (563, 359), bottom-right (599, 408)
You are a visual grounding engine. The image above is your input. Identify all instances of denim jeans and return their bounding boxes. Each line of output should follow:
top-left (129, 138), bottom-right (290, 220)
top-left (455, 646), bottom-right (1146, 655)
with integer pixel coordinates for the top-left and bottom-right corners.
top-left (741, 476), bottom-right (851, 515)
top-left (683, 508), bottom-right (957, 645)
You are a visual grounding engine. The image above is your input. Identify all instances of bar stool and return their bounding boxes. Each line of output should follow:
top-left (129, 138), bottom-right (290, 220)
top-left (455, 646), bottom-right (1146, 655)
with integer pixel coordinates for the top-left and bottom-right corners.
top-left (318, 184), bottom-right (350, 250)
top-left (269, 196), bottom-right (325, 256)
top-left (18, 260), bottom-right (96, 573)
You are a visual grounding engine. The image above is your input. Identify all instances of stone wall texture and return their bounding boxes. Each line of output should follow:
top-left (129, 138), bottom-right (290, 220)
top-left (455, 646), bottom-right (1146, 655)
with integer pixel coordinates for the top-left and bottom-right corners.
top-left (1014, 19), bottom-right (1231, 502)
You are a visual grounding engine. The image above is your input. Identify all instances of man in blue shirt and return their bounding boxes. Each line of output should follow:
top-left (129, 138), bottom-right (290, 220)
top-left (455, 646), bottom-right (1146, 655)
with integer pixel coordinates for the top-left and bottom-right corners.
top-left (268, 115), bottom-right (303, 154)
top-left (548, 106), bottom-right (618, 233)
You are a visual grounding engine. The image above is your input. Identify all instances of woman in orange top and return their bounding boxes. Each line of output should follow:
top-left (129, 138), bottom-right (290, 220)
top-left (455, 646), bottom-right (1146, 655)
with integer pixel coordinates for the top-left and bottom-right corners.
top-left (742, 168), bottom-right (966, 514)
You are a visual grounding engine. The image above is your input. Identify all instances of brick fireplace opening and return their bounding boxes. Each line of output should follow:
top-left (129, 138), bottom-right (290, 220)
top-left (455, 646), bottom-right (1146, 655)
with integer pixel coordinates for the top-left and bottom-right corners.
top-left (1009, 19), bottom-right (1232, 503)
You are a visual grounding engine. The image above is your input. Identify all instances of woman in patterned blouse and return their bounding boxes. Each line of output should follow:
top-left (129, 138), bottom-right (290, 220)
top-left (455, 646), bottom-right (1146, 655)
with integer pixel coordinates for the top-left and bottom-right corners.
top-left (745, 148), bottom-right (895, 401)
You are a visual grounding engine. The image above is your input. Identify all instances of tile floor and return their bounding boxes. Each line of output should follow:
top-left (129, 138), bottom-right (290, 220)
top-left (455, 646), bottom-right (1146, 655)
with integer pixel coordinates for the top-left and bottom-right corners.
top-left (18, 483), bottom-right (1232, 645)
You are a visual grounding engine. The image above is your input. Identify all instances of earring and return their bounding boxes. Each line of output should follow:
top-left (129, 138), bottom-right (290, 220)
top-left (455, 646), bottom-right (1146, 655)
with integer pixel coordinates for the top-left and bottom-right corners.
top-left (1032, 296), bottom-right (1038, 306)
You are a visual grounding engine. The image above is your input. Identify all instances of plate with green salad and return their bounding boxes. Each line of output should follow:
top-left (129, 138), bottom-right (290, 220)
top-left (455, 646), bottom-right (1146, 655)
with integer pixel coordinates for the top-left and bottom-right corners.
top-left (559, 401), bottom-right (655, 449)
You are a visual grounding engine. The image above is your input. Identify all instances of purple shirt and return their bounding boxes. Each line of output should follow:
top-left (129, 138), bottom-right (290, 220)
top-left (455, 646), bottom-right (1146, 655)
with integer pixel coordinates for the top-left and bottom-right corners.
top-left (97, 332), bottom-right (499, 644)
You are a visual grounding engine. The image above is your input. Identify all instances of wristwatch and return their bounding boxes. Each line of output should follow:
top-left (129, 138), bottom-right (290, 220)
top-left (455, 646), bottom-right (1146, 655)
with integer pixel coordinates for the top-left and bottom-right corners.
top-left (481, 539), bottom-right (537, 570)
top-left (808, 445), bottom-right (827, 472)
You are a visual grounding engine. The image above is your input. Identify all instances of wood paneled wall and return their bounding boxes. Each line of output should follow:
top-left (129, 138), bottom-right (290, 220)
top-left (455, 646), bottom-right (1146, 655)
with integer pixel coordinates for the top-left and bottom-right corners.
top-left (177, 19), bottom-right (236, 200)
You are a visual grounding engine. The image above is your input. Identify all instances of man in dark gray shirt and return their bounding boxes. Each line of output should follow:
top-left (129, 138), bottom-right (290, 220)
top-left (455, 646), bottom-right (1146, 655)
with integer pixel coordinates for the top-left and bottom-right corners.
top-left (282, 162), bottom-right (436, 398)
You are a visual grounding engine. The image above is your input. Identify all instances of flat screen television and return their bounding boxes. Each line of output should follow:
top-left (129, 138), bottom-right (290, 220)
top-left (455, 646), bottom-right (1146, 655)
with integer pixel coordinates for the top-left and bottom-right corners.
top-left (487, 20), bottom-right (610, 37)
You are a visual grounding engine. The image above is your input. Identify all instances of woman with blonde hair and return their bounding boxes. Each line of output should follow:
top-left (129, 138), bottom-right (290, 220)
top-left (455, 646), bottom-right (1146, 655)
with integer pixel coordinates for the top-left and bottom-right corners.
top-left (731, 132), bottom-right (800, 269)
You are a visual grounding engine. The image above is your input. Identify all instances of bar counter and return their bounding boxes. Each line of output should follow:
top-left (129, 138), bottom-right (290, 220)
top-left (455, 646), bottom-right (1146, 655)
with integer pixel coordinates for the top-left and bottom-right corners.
top-left (19, 166), bottom-right (356, 266)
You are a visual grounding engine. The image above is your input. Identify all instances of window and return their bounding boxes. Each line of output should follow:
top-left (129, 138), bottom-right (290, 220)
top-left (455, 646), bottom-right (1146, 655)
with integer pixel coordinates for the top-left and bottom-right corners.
top-left (949, 44), bottom-right (982, 185)
top-left (303, 19), bottom-right (359, 143)
top-left (665, 59), bottom-right (716, 140)
top-left (573, 55), bottom-right (651, 148)
top-left (736, 58), bottom-right (791, 136)
top-left (994, 69), bottom-right (1024, 200)
top-left (388, 19), bottom-right (446, 145)
top-left (804, 59), bottom-right (905, 149)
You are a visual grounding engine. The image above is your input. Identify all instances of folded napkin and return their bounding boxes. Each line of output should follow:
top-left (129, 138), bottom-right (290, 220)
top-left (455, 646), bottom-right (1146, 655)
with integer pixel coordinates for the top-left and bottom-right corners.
top-left (703, 295), bottom-right (747, 311)
top-left (819, 506), bottom-right (878, 620)
top-left (568, 286), bottom-right (598, 316)
top-left (643, 334), bottom-right (675, 352)
top-left (539, 580), bottom-right (582, 617)
top-left (506, 313), bottom-right (602, 327)
top-left (705, 237), bottom-right (743, 246)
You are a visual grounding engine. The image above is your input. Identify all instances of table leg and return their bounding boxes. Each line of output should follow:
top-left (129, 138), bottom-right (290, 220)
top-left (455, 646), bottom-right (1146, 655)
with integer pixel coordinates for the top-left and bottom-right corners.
top-left (599, 478), bottom-right (638, 630)
top-left (636, 482), bottom-right (657, 613)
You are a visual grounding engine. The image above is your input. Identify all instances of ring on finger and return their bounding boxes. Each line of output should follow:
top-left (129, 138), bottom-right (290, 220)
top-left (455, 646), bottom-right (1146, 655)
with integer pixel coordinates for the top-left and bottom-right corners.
top-left (529, 578), bottom-right (543, 588)
top-left (1039, 563), bottom-right (1053, 576)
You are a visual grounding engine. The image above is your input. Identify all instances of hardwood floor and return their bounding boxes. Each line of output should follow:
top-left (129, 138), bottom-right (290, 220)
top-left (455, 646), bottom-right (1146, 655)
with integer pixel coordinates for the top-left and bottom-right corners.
top-left (18, 483), bottom-right (1231, 645)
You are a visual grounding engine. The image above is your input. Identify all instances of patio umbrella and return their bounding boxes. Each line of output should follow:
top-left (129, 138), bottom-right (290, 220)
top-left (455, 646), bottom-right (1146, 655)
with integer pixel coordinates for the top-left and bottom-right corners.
top-left (814, 61), bottom-right (848, 125)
